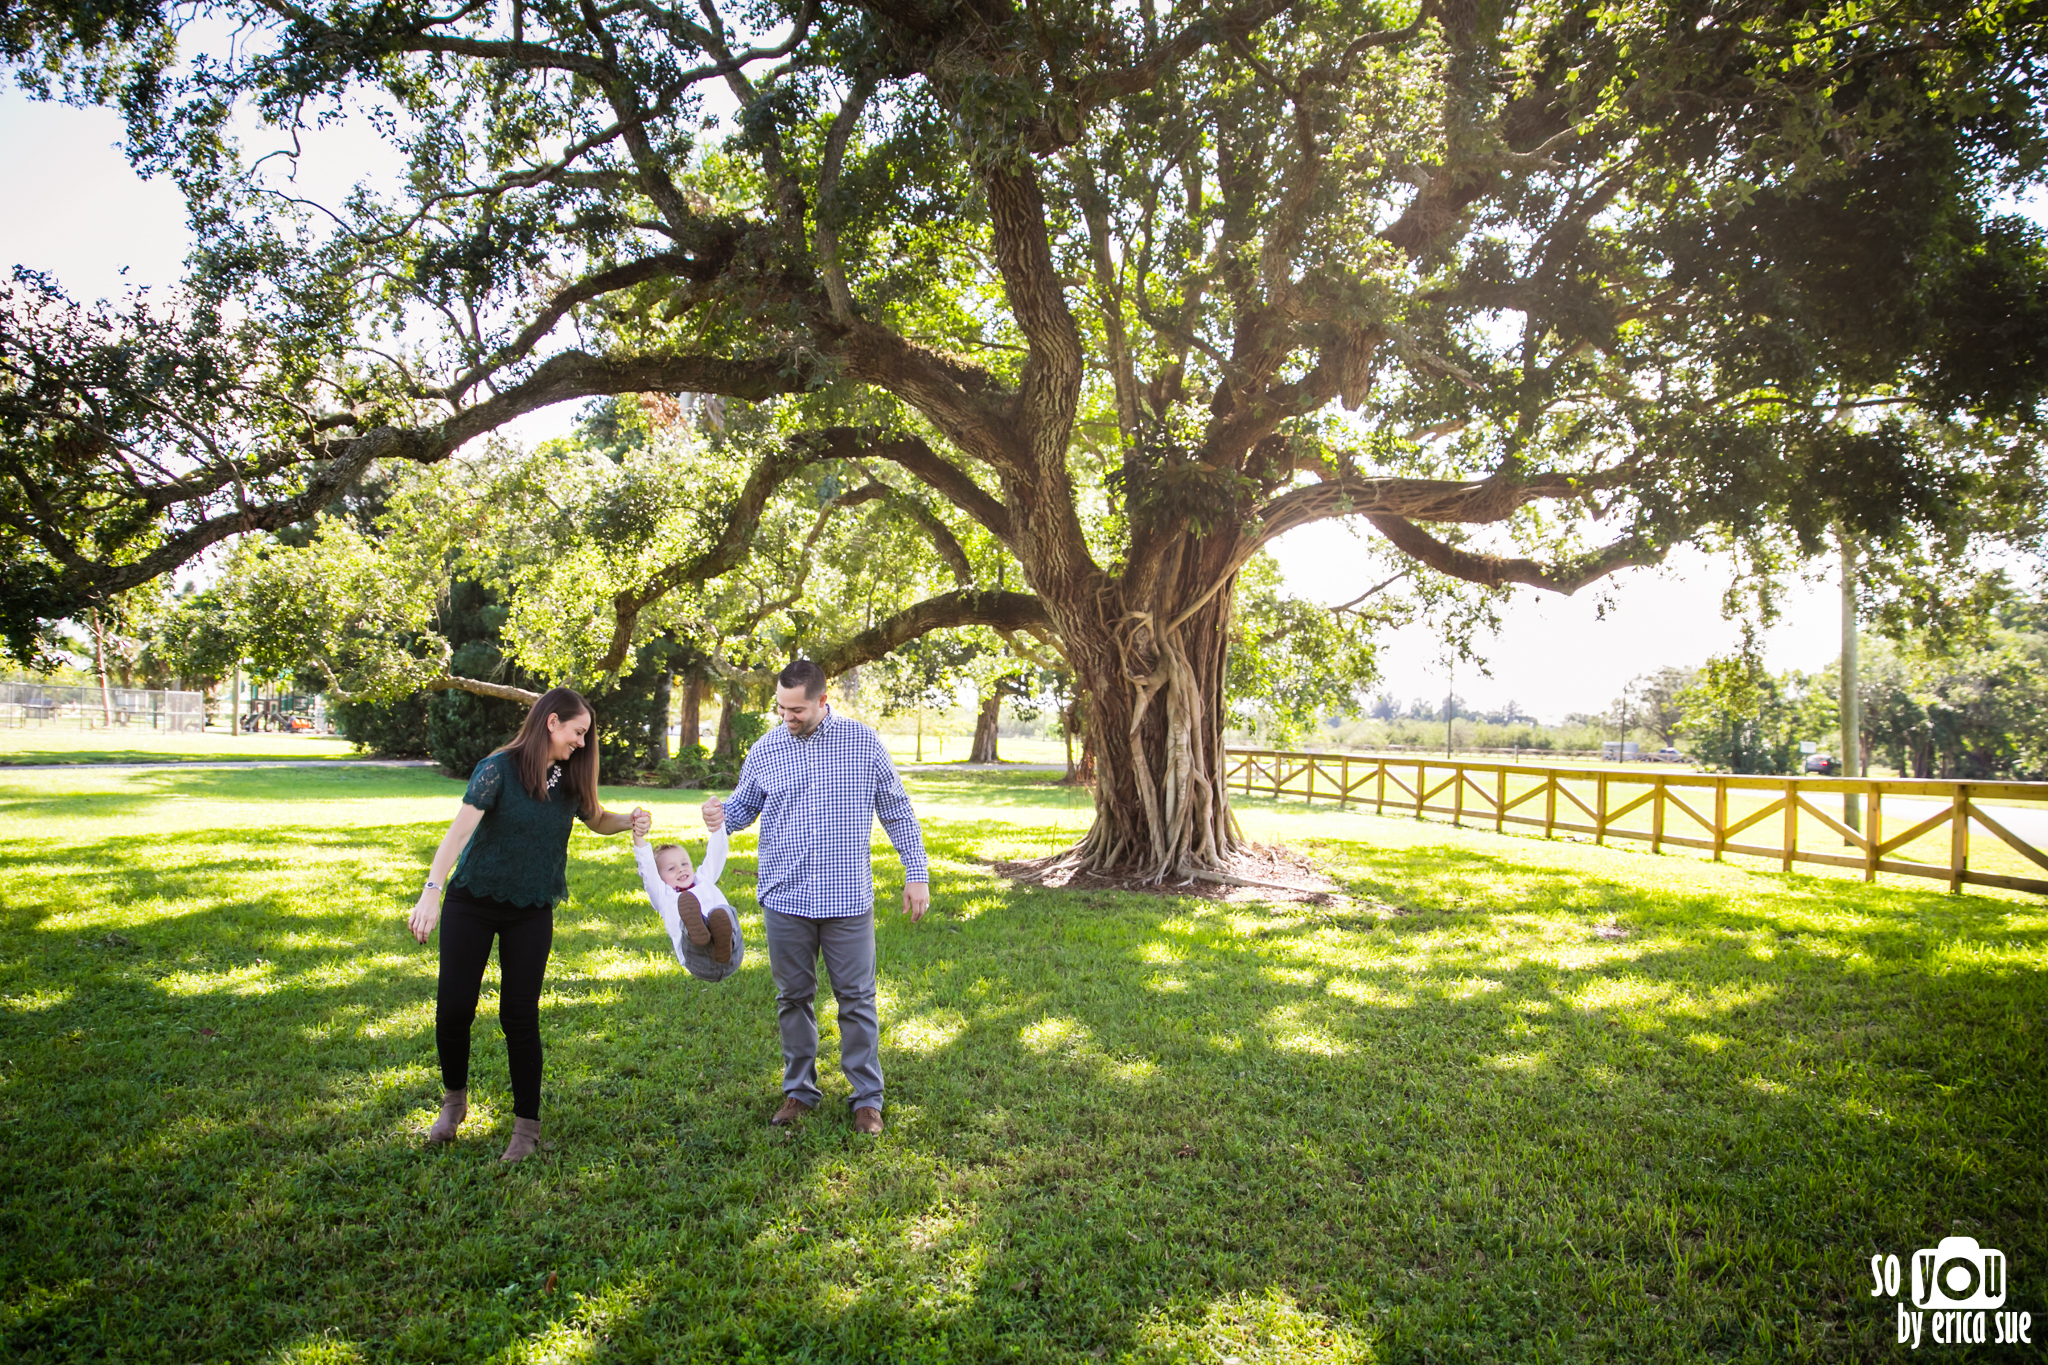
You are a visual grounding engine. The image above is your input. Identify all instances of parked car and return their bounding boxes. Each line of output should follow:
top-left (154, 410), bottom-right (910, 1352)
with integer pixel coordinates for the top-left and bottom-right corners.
top-left (1651, 747), bottom-right (1685, 763)
top-left (1804, 753), bottom-right (1838, 775)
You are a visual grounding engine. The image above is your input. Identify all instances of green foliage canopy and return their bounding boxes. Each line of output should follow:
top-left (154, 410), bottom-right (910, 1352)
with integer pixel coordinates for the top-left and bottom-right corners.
top-left (9, 0), bottom-right (2048, 866)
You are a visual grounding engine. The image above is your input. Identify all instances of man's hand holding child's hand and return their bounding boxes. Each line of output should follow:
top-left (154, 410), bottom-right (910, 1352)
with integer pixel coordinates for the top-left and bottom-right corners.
top-left (702, 795), bottom-right (725, 832)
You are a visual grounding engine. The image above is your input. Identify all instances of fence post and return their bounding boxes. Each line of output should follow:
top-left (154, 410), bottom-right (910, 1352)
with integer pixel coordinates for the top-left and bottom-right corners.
top-left (1375, 760), bottom-right (1386, 815)
top-left (1783, 779), bottom-right (1798, 873)
top-left (1595, 773), bottom-right (1608, 845)
top-left (1864, 785), bottom-right (1881, 883)
top-left (1652, 776), bottom-right (1666, 855)
top-left (1949, 784), bottom-right (1969, 893)
top-left (1544, 774), bottom-right (1557, 838)
top-left (1453, 762), bottom-right (1465, 827)
top-left (1713, 780), bottom-right (1727, 861)
top-left (1415, 760), bottom-right (1426, 820)
top-left (1305, 755), bottom-right (1314, 806)
top-left (1340, 755), bottom-right (1351, 807)
top-left (1495, 768), bottom-right (1507, 834)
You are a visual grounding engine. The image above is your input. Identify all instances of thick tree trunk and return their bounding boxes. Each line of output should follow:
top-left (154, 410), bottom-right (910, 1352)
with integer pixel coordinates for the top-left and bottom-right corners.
top-left (680, 674), bottom-right (702, 751)
top-left (1050, 573), bottom-right (1240, 881)
top-left (713, 687), bottom-right (739, 760)
top-left (969, 691), bottom-right (1001, 763)
top-left (649, 669), bottom-right (671, 766)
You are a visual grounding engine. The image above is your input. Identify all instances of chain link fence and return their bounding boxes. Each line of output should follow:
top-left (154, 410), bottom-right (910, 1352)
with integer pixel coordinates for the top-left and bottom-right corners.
top-left (1, 680), bottom-right (206, 731)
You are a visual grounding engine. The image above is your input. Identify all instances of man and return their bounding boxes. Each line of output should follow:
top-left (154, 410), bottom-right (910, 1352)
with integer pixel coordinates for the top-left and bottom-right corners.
top-left (702, 658), bottom-right (930, 1134)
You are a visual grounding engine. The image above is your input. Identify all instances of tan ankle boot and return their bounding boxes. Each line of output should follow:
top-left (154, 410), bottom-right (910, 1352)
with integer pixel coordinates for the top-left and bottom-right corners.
top-left (500, 1116), bottom-right (543, 1163)
top-left (428, 1089), bottom-right (467, 1144)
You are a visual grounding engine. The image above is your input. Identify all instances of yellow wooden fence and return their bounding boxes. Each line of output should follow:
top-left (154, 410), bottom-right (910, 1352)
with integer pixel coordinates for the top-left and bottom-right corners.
top-left (1223, 749), bottom-right (2048, 897)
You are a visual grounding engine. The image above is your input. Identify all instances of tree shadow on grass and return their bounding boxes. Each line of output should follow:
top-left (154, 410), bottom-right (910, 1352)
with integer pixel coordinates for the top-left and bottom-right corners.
top-left (2, 812), bottom-right (2043, 1363)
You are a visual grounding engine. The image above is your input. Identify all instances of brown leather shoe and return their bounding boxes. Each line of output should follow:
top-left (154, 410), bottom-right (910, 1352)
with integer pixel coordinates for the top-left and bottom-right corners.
top-left (706, 905), bottom-right (733, 964)
top-left (678, 890), bottom-right (710, 947)
top-left (853, 1106), bottom-right (883, 1135)
top-left (770, 1096), bottom-right (814, 1127)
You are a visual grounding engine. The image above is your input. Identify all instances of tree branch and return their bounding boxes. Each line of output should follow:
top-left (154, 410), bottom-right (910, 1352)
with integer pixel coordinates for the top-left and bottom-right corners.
top-left (590, 434), bottom-right (847, 674)
top-left (813, 427), bottom-right (1013, 543)
top-left (809, 589), bottom-right (1052, 676)
top-left (424, 674), bottom-right (543, 704)
top-left (1019, 0), bottom-right (1300, 152)
top-left (1365, 514), bottom-right (1661, 593)
top-left (1251, 463), bottom-right (1638, 548)
top-left (815, 72), bottom-right (875, 325)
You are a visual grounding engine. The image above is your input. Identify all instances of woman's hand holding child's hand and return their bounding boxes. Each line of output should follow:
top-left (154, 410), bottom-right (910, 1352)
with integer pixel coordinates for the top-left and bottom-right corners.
top-left (630, 808), bottom-right (652, 841)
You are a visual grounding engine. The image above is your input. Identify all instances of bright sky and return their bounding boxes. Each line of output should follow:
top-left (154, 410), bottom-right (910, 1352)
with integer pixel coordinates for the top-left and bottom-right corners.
top-left (0, 85), bottom-right (1853, 722)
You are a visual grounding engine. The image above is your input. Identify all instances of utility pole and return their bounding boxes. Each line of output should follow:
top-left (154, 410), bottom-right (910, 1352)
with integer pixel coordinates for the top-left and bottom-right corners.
top-left (90, 608), bottom-right (114, 728)
top-left (1839, 528), bottom-right (1862, 835)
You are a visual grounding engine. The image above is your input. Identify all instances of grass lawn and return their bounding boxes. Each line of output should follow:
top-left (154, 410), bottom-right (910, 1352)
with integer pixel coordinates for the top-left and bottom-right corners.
top-left (1, 765), bottom-right (2042, 1363)
top-left (0, 727), bottom-right (362, 766)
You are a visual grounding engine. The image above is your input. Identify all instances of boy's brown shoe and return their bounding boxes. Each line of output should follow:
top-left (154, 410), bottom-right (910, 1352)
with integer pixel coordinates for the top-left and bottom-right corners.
top-left (677, 890), bottom-right (710, 947)
top-left (770, 1096), bottom-right (814, 1127)
top-left (707, 906), bottom-right (734, 964)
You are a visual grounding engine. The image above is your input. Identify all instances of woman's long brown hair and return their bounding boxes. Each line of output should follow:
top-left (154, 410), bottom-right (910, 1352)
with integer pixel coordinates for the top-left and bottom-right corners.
top-left (491, 687), bottom-right (600, 818)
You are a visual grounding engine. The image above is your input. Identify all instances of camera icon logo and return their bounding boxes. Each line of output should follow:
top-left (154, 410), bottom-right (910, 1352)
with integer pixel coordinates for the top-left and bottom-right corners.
top-left (1912, 1236), bottom-right (2007, 1311)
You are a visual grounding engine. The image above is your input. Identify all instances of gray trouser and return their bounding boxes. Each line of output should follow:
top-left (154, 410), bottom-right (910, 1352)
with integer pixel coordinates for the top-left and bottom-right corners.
top-left (764, 908), bottom-right (881, 1111)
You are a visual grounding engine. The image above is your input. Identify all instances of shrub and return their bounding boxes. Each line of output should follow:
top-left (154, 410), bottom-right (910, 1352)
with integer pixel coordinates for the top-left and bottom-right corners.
top-left (652, 743), bottom-right (743, 790)
top-left (332, 694), bottom-right (431, 757)
top-left (426, 687), bottom-right (527, 778)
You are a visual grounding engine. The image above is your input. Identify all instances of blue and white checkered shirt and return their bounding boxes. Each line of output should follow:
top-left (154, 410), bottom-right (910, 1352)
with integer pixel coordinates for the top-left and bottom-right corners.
top-left (723, 709), bottom-right (929, 920)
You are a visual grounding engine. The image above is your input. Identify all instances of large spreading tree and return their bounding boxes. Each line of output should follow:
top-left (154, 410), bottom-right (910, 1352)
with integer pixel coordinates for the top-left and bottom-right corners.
top-left (5, 0), bottom-right (2047, 877)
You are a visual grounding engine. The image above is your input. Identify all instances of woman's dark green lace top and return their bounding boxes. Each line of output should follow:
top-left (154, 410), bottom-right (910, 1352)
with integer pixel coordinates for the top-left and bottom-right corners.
top-left (448, 751), bottom-right (579, 908)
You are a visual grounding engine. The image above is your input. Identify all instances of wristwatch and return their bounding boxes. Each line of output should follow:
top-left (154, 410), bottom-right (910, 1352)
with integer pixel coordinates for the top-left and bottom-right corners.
top-left (424, 880), bottom-right (443, 892)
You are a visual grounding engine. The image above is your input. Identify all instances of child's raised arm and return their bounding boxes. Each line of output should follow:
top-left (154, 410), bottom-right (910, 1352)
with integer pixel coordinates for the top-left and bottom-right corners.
top-left (632, 838), bottom-right (672, 914)
top-left (698, 825), bottom-right (730, 888)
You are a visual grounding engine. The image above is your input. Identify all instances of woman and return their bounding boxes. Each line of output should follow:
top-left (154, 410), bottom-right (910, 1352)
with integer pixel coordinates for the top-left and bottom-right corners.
top-left (407, 687), bottom-right (644, 1161)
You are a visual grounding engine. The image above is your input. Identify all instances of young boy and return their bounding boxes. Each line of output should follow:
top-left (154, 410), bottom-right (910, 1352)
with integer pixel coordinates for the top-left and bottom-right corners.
top-left (631, 809), bottom-right (743, 982)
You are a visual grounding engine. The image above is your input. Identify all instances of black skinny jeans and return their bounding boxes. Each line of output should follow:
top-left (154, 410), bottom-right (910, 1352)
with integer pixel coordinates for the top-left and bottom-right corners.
top-left (436, 890), bottom-right (554, 1120)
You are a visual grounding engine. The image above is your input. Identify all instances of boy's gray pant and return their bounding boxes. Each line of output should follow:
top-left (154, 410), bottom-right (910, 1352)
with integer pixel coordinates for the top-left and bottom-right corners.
top-left (763, 908), bottom-right (882, 1112)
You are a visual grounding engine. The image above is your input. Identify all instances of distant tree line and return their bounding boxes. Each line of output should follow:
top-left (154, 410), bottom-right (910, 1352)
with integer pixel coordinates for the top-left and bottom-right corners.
top-left (1616, 599), bottom-right (2048, 779)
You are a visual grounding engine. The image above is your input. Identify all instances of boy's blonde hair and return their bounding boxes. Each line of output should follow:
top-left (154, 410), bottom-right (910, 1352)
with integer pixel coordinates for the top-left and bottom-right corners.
top-left (653, 843), bottom-right (685, 858)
